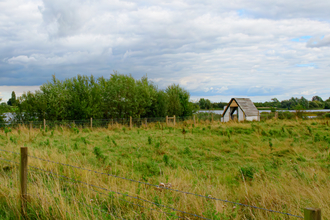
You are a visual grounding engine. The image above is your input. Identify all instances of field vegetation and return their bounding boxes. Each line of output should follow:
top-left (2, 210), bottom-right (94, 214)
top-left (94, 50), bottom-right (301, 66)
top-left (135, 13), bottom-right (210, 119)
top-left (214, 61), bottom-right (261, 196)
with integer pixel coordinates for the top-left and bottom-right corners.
top-left (0, 118), bottom-right (329, 219)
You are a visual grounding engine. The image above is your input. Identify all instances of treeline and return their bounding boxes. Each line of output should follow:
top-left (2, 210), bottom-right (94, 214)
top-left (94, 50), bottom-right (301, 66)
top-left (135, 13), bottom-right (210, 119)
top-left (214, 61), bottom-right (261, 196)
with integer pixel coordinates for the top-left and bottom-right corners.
top-left (198, 98), bottom-right (227, 110)
top-left (10, 73), bottom-right (196, 121)
top-left (197, 96), bottom-right (330, 110)
top-left (254, 96), bottom-right (330, 110)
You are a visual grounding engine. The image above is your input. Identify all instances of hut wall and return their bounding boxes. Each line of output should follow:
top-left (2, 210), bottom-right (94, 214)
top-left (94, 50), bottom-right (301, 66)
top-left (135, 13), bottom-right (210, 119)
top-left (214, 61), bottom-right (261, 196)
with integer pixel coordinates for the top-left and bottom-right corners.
top-left (246, 116), bottom-right (259, 121)
top-left (223, 111), bottom-right (230, 122)
top-left (238, 107), bottom-right (244, 121)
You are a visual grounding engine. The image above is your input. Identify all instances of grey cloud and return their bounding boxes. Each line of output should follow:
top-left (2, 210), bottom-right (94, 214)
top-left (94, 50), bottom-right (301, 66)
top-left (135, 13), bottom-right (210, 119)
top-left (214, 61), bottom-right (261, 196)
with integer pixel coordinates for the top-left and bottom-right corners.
top-left (306, 35), bottom-right (330, 48)
top-left (1, 0), bottom-right (330, 102)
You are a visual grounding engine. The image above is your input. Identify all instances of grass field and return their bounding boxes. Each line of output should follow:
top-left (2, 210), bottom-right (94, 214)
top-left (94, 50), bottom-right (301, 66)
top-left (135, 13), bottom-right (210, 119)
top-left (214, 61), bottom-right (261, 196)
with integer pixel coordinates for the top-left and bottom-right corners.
top-left (0, 118), bottom-right (329, 219)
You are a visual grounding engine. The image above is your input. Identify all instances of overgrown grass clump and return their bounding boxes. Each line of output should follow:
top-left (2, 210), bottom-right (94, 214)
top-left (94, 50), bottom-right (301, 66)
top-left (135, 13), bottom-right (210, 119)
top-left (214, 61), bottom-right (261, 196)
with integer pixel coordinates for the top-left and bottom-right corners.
top-left (0, 118), bottom-right (329, 219)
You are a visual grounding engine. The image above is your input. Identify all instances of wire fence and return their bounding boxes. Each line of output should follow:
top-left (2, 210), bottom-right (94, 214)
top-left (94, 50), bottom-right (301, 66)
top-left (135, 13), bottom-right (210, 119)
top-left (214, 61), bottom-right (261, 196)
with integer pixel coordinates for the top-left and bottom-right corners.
top-left (0, 113), bottom-right (222, 129)
top-left (0, 147), bottom-right (307, 219)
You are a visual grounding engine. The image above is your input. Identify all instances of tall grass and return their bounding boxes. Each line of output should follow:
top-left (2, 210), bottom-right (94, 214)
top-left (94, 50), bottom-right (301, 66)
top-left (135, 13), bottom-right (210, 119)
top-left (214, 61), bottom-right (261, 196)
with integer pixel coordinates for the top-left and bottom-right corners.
top-left (0, 119), bottom-right (329, 219)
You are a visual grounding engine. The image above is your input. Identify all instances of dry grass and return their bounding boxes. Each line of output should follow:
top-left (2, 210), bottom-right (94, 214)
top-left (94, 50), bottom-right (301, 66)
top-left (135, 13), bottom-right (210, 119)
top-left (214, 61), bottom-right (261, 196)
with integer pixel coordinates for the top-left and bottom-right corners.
top-left (0, 119), bottom-right (329, 219)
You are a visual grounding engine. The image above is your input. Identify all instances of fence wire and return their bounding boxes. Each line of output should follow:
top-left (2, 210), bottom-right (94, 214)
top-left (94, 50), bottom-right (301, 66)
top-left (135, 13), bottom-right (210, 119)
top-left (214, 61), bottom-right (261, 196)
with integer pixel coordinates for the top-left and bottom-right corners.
top-left (26, 153), bottom-right (303, 218)
top-left (28, 165), bottom-right (209, 220)
top-left (0, 148), bottom-right (304, 219)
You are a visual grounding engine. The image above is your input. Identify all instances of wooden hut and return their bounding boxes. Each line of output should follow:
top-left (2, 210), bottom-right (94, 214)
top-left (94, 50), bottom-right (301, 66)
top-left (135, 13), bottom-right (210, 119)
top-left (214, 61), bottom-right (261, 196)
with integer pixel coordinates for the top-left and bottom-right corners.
top-left (222, 98), bottom-right (259, 122)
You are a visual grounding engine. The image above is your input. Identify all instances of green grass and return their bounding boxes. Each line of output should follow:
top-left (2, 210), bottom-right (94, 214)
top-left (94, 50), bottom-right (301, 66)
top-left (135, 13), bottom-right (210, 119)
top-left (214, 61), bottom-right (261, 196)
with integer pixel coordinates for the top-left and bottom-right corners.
top-left (0, 119), bottom-right (329, 219)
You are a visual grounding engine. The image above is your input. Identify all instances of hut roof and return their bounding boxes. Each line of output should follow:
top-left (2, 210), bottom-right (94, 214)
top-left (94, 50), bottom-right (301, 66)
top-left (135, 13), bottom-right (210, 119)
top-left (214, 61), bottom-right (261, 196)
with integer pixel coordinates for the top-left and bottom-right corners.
top-left (222, 98), bottom-right (259, 117)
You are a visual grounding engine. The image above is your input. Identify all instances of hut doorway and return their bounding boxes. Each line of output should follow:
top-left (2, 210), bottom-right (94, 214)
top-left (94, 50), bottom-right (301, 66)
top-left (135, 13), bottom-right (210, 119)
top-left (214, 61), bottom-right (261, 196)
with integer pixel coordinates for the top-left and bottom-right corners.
top-left (230, 107), bottom-right (238, 121)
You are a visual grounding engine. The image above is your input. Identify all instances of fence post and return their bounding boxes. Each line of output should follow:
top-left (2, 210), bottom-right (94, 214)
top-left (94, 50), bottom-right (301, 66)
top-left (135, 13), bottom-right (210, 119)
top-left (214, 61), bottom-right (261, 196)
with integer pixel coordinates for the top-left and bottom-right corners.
top-left (173, 115), bottom-right (176, 126)
top-left (275, 112), bottom-right (278, 119)
top-left (43, 119), bottom-right (46, 131)
top-left (166, 116), bottom-right (168, 126)
top-left (29, 122), bottom-right (32, 130)
top-left (304, 208), bottom-right (321, 220)
top-left (20, 147), bottom-right (28, 216)
top-left (145, 118), bottom-right (147, 127)
top-left (193, 115), bottom-right (196, 125)
top-left (90, 117), bottom-right (93, 129)
top-left (130, 116), bottom-right (132, 129)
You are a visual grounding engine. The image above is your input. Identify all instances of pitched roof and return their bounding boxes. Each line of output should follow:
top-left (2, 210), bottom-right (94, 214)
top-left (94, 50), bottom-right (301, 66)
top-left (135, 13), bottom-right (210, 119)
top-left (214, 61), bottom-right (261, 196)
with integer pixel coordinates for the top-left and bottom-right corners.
top-left (222, 98), bottom-right (259, 117)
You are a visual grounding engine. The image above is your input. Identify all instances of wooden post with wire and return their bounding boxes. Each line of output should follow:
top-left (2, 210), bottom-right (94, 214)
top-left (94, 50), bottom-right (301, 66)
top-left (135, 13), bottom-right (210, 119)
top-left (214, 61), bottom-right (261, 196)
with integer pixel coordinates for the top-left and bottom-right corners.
top-left (173, 115), bottom-right (176, 126)
top-left (20, 147), bottom-right (28, 216)
top-left (304, 208), bottom-right (321, 220)
top-left (43, 119), bottom-right (46, 131)
top-left (90, 117), bottom-right (93, 129)
top-left (166, 116), bottom-right (168, 126)
top-left (29, 122), bottom-right (32, 130)
top-left (130, 116), bottom-right (132, 129)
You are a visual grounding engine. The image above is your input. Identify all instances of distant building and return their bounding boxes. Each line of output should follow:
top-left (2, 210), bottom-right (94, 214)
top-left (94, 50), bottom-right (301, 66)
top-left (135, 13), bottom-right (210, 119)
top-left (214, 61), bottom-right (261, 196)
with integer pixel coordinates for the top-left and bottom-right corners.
top-left (222, 98), bottom-right (260, 122)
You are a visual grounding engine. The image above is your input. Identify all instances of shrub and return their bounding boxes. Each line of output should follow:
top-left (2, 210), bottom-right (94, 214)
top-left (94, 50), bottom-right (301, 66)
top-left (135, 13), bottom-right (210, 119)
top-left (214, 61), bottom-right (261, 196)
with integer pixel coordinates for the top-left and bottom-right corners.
top-left (240, 166), bottom-right (256, 180)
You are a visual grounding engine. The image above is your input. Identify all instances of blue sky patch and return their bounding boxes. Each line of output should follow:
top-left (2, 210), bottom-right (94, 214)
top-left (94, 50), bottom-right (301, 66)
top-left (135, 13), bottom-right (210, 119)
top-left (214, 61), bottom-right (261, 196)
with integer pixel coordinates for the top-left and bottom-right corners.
top-left (291, 36), bottom-right (312, 42)
top-left (295, 63), bottom-right (316, 68)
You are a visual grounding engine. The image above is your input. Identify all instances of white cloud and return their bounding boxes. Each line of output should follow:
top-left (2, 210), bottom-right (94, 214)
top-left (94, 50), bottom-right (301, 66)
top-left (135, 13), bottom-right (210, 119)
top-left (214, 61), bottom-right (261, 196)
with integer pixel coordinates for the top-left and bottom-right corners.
top-left (0, 0), bottom-right (330, 102)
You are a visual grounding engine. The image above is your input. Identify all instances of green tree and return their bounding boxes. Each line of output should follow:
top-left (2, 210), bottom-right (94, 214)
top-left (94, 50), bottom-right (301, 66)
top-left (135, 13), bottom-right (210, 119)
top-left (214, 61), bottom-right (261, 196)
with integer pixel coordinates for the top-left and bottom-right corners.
top-left (7, 91), bottom-right (17, 106)
top-left (199, 98), bottom-right (206, 109)
top-left (299, 97), bottom-right (309, 109)
top-left (312, 96), bottom-right (323, 102)
top-left (0, 98), bottom-right (5, 123)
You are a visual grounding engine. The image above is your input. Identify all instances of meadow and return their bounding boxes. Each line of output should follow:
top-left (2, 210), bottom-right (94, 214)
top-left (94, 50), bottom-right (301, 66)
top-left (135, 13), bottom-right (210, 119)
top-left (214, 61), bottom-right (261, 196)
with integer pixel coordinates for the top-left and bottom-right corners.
top-left (0, 118), bottom-right (329, 219)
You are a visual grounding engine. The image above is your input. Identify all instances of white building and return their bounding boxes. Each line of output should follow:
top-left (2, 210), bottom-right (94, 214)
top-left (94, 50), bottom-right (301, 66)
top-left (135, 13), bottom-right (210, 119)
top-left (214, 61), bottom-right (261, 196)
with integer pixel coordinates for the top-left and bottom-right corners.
top-left (222, 98), bottom-right (260, 122)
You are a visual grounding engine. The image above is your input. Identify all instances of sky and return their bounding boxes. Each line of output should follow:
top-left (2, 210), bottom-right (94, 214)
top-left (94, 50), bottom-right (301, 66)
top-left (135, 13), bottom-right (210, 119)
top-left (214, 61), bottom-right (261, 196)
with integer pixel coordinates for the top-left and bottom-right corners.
top-left (0, 0), bottom-right (330, 103)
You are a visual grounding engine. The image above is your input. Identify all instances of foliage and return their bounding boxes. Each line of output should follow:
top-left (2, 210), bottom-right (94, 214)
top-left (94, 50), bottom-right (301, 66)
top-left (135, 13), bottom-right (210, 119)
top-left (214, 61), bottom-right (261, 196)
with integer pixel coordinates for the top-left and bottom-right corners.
top-left (11, 73), bottom-right (195, 122)
top-left (7, 91), bottom-right (17, 106)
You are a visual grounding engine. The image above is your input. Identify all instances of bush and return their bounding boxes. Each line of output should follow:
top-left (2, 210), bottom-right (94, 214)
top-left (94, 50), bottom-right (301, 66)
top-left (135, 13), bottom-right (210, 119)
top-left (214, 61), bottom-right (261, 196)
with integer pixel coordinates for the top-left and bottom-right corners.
top-left (240, 166), bottom-right (256, 180)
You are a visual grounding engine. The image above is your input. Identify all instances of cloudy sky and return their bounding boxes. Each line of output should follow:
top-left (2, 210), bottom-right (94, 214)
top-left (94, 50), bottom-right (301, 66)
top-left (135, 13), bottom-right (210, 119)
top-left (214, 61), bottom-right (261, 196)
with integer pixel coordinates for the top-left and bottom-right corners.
top-left (1, 0), bottom-right (330, 103)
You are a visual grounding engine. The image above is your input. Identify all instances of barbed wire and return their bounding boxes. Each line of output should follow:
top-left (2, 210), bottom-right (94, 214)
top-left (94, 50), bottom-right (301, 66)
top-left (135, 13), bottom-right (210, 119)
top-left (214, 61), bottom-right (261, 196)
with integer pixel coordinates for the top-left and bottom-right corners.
top-left (28, 165), bottom-right (206, 219)
top-left (0, 148), bottom-right (20, 155)
top-left (0, 157), bottom-right (19, 165)
top-left (0, 148), bottom-right (304, 218)
top-left (25, 154), bottom-right (303, 218)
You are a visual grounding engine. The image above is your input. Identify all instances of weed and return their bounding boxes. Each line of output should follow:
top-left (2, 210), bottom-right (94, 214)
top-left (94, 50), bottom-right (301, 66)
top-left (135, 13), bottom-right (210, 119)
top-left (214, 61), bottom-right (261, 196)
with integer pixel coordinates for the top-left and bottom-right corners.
top-left (240, 165), bottom-right (256, 180)
top-left (4, 127), bottom-right (11, 136)
top-left (148, 136), bottom-right (152, 145)
top-left (183, 147), bottom-right (192, 156)
top-left (269, 140), bottom-right (273, 151)
top-left (112, 139), bottom-right (117, 146)
top-left (9, 136), bottom-right (17, 144)
top-left (163, 154), bottom-right (169, 165)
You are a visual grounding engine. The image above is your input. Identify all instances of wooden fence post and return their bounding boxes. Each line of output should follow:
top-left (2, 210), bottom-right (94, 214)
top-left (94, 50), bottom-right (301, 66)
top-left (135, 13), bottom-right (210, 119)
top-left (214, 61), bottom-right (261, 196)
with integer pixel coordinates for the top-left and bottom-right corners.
top-left (166, 116), bottom-right (168, 126)
top-left (20, 147), bottom-right (28, 216)
top-left (29, 122), bottom-right (32, 130)
top-left (145, 118), bottom-right (147, 127)
top-left (43, 119), bottom-right (46, 131)
top-left (275, 112), bottom-right (278, 119)
top-left (173, 115), bottom-right (176, 126)
top-left (90, 117), bottom-right (93, 129)
top-left (193, 115), bottom-right (196, 125)
top-left (304, 208), bottom-right (321, 220)
top-left (130, 116), bottom-right (132, 129)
